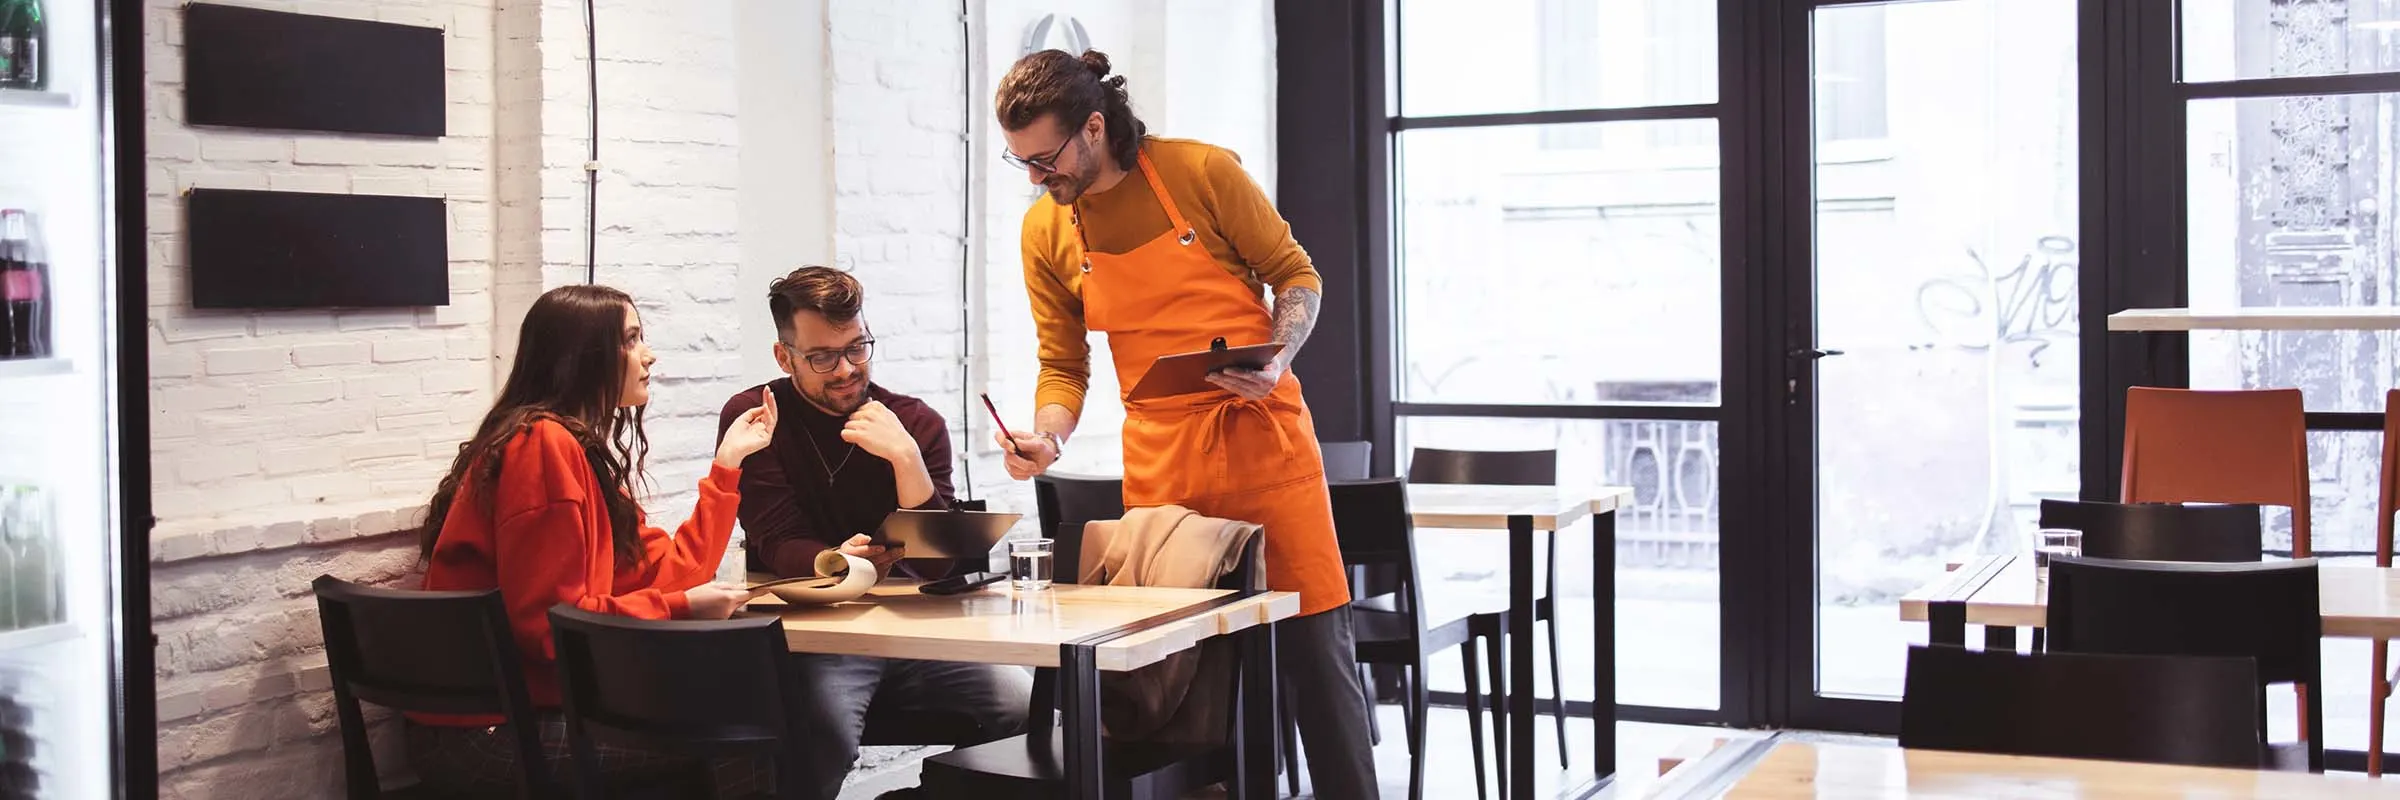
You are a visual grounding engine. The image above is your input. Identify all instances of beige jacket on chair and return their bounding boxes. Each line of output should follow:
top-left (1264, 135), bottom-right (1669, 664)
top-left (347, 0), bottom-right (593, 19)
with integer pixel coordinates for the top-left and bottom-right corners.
top-left (1080, 505), bottom-right (1262, 744)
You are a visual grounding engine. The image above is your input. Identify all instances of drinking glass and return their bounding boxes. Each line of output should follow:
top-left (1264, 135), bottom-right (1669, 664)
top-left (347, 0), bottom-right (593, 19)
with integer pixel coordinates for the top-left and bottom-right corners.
top-left (1009, 538), bottom-right (1055, 592)
top-left (2033, 528), bottom-right (2083, 581)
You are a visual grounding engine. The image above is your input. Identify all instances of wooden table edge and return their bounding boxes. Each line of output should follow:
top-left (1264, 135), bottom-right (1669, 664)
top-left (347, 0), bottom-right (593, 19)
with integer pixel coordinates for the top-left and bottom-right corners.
top-left (1095, 591), bottom-right (1302, 672)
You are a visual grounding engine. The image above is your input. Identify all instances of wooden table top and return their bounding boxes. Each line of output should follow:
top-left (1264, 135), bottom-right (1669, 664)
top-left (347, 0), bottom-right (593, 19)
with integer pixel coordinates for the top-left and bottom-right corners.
top-left (2107, 306), bottom-right (2400, 331)
top-left (745, 580), bottom-right (1301, 672)
top-left (1897, 555), bottom-right (2400, 639)
top-left (1688, 741), bottom-right (2400, 798)
top-left (1404, 484), bottom-right (1632, 531)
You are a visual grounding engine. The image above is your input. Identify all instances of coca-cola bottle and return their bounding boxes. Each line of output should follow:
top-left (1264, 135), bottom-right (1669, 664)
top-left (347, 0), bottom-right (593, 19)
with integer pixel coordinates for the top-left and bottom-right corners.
top-left (0, 210), bottom-right (44, 360)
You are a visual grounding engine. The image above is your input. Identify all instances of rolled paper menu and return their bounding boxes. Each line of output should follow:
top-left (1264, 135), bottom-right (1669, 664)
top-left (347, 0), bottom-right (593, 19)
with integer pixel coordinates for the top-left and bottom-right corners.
top-left (749, 550), bottom-right (879, 606)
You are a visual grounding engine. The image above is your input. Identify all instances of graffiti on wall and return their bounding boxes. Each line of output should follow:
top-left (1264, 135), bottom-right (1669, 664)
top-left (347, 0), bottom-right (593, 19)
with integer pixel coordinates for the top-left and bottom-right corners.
top-left (1913, 234), bottom-right (2080, 367)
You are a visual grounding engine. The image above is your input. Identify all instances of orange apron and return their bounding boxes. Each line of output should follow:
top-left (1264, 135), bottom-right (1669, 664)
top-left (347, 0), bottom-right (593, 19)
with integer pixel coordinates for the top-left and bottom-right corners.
top-left (1074, 149), bottom-right (1351, 616)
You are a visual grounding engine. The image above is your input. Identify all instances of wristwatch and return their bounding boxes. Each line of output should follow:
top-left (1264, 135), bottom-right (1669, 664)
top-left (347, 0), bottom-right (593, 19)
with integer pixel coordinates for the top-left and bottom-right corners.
top-left (1037, 431), bottom-right (1065, 459)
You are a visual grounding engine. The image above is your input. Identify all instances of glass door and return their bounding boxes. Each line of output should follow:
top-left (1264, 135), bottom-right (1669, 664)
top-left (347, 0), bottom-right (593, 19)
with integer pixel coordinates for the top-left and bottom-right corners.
top-left (0, 0), bottom-right (140, 794)
top-left (1387, 0), bottom-right (1737, 727)
top-left (1786, 0), bottom-right (2082, 728)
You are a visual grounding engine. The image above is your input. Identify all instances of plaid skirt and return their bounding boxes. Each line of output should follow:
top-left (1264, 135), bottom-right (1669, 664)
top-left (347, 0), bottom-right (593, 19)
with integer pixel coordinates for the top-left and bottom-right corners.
top-left (403, 714), bottom-right (771, 797)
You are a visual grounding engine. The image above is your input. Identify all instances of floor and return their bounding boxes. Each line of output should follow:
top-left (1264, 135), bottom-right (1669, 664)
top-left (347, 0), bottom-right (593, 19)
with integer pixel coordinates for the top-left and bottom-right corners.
top-left (833, 706), bottom-right (1857, 799)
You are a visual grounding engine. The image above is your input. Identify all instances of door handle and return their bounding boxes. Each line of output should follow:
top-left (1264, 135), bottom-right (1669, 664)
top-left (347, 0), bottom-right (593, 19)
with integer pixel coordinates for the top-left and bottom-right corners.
top-left (1784, 347), bottom-right (1842, 405)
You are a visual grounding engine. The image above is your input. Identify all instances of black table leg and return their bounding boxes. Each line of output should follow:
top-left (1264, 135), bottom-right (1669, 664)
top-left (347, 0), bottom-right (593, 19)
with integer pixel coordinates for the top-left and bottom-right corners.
top-left (1060, 642), bottom-right (1103, 800)
top-left (1591, 509), bottom-right (1617, 786)
top-left (1929, 601), bottom-right (1967, 647)
top-left (1233, 620), bottom-right (1278, 800)
top-left (1510, 512), bottom-right (1537, 798)
top-left (1984, 624), bottom-right (2017, 653)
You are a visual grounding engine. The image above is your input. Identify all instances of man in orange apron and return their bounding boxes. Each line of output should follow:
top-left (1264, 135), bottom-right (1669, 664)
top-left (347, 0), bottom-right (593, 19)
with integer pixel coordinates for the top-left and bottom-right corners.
top-left (993, 50), bottom-right (1381, 798)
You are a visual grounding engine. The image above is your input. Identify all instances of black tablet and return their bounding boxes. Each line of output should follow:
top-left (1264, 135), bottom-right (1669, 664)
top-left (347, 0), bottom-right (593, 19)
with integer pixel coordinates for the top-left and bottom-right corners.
top-left (1126, 341), bottom-right (1286, 401)
top-left (874, 509), bottom-right (1023, 559)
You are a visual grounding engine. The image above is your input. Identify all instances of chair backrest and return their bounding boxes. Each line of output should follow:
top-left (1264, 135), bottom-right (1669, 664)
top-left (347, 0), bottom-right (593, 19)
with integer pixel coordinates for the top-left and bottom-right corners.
top-left (1899, 645), bottom-right (2262, 769)
top-left (1320, 440), bottom-right (1373, 481)
top-left (311, 574), bottom-right (553, 798)
top-left (1324, 478), bottom-right (1425, 614)
top-left (2045, 555), bottom-right (2320, 684)
top-left (2379, 388), bottom-right (2400, 566)
top-left (2036, 499), bottom-right (2263, 562)
top-left (2044, 555), bottom-right (2323, 769)
top-left (546, 606), bottom-right (799, 797)
top-left (1407, 447), bottom-right (1555, 486)
top-left (2120, 387), bottom-right (2310, 555)
top-left (1033, 472), bottom-right (1125, 569)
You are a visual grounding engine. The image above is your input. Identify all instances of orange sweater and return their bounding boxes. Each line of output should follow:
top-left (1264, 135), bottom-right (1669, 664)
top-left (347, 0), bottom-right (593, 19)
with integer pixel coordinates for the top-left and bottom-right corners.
top-left (418, 419), bottom-right (740, 719)
top-left (1019, 137), bottom-right (1320, 417)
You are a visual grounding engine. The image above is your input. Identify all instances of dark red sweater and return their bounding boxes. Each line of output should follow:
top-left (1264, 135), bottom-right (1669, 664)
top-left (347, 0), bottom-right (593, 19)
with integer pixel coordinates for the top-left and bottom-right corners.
top-left (417, 419), bottom-right (739, 721)
top-left (717, 381), bottom-right (954, 577)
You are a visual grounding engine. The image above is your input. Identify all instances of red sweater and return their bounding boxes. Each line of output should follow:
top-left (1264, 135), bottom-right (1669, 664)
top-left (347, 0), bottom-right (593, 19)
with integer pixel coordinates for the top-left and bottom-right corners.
top-left (416, 419), bottom-right (740, 723)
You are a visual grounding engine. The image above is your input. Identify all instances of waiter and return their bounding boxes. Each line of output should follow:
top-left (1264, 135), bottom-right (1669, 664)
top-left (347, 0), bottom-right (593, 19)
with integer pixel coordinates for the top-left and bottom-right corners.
top-left (993, 49), bottom-right (1379, 798)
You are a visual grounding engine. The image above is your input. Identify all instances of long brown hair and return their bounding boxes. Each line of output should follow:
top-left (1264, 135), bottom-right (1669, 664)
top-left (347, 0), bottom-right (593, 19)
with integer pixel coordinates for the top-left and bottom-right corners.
top-left (996, 49), bottom-right (1146, 170)
top-left (419, 285), bottom-right (650, 563)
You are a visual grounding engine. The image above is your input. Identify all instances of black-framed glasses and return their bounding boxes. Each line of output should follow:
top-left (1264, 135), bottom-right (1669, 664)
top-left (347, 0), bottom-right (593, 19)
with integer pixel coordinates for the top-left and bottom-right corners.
top-left (785, 339), bottom-right (874, 373)
top-left (1002, 135), bottom-right (1074, 174)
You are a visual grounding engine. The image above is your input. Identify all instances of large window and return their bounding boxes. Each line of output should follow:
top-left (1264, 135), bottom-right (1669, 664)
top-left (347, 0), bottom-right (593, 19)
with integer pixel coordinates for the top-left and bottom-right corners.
top-left (1391, 0), bottom-right (1726, 713)
top-left (2176, 0), bottom-right (2400, 756)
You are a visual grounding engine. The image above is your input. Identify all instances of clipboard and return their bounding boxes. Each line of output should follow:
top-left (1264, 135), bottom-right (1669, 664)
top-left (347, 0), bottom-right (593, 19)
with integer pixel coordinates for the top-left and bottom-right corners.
top-left (1126, 338), bottom-right (1286, 401)
top-left (875, 509), bottom-right (1023, 559)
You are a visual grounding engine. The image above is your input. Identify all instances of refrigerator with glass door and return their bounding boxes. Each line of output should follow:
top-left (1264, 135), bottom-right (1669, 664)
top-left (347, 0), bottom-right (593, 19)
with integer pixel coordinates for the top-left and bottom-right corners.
top-left (0, 0), bottom-right (154, 796)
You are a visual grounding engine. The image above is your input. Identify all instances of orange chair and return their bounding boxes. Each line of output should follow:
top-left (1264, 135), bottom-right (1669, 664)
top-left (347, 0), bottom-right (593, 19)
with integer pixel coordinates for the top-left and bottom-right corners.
top-left (2120, 387), bottom-right (2312, 556)
top-left (2121, 387), bottom-right (2316, 768)
top-left (2369, 389), bottom-right (2400, 776)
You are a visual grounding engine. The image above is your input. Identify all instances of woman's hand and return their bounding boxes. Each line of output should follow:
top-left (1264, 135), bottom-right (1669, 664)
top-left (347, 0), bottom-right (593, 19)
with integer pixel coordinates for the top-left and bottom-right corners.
top-left (716, 388), bottom-right (779, 469)
top-left (683, 583), bottom-right (752, 620)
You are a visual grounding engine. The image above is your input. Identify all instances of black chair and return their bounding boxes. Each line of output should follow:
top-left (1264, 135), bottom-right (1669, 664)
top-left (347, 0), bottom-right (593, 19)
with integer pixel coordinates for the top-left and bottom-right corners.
top-left (1899, 645), bottom-right (2263, 769)
top-left (547, 606), bottom-right (804, 799)
top-left (1320, 440), bottom-right (1373, 481)
top-left (1288, 477), bottom-right (1500, 800)
top-left (2044, 556), bottom-right (2323, 771)
top-left (1034, 472), bottom-right (1126, 583)
top-left (1405, 447), bottom-right (1564, 772)
top-left (919, 519), bottom-right (1273, 799)
top-left (312, 575), bottom-right (561, 800)
top-left (2037, 499), bottom-right (2263, 562)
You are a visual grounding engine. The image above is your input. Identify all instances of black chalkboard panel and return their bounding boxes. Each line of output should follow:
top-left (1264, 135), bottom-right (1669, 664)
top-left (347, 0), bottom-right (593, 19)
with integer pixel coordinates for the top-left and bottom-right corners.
top-left (183, 3), bottom-right (445, 137)
top-left (188, 189), bottom-right (448, 309)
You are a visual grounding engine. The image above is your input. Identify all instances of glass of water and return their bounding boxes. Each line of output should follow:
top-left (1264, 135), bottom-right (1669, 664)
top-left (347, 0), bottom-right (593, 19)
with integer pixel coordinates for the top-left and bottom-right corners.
top-left (1009, 538), bottom-right (1055, 592)
top-left (2033, 528), bottom-right (2083, 580)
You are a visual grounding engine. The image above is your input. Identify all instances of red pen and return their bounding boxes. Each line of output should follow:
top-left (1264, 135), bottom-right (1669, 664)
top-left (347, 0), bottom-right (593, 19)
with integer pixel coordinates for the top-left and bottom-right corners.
top-left (980, 393), bottom-right (1024, 457)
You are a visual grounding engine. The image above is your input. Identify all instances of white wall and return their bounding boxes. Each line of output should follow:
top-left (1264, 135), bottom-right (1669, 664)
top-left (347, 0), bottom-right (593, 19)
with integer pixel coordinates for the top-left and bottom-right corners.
top-left (736, 0), bottom-right (835, 382)
top-left (145, 1), bottom-right (498, 790)
top-left (146, 0), bottom-right (751, 794)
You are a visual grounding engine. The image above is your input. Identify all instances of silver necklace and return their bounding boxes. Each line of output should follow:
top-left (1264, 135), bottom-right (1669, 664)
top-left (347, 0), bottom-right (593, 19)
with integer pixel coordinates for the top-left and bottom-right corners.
top-left (801, 424), bottom-right (856, 486)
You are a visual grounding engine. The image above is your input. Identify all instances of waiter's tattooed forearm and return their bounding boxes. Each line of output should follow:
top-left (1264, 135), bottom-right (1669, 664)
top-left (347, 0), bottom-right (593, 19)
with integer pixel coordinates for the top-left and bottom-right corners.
top-left (1272, 286), bottom-right (1320, 358)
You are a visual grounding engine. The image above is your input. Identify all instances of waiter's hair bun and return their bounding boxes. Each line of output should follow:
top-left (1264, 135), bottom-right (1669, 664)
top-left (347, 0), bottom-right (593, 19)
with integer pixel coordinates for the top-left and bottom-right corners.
top-left (995, 48), bottom-right (1148, 170)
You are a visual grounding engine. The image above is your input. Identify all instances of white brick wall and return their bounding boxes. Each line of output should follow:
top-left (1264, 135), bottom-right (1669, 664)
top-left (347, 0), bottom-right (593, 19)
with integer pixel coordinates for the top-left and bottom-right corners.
top-left (146, 0), bottom-right (500, 793)
top-left (536, 0), bottom-right (747, 532)
top-left (147, 0), bottom-right (499, 526)
top-left (828, 0), bottom-right (997, 515)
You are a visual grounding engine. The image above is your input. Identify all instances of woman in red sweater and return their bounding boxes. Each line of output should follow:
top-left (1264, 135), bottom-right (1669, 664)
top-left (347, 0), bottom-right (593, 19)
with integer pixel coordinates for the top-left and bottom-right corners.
top-left (403, 284), bottom-right (779, 795)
